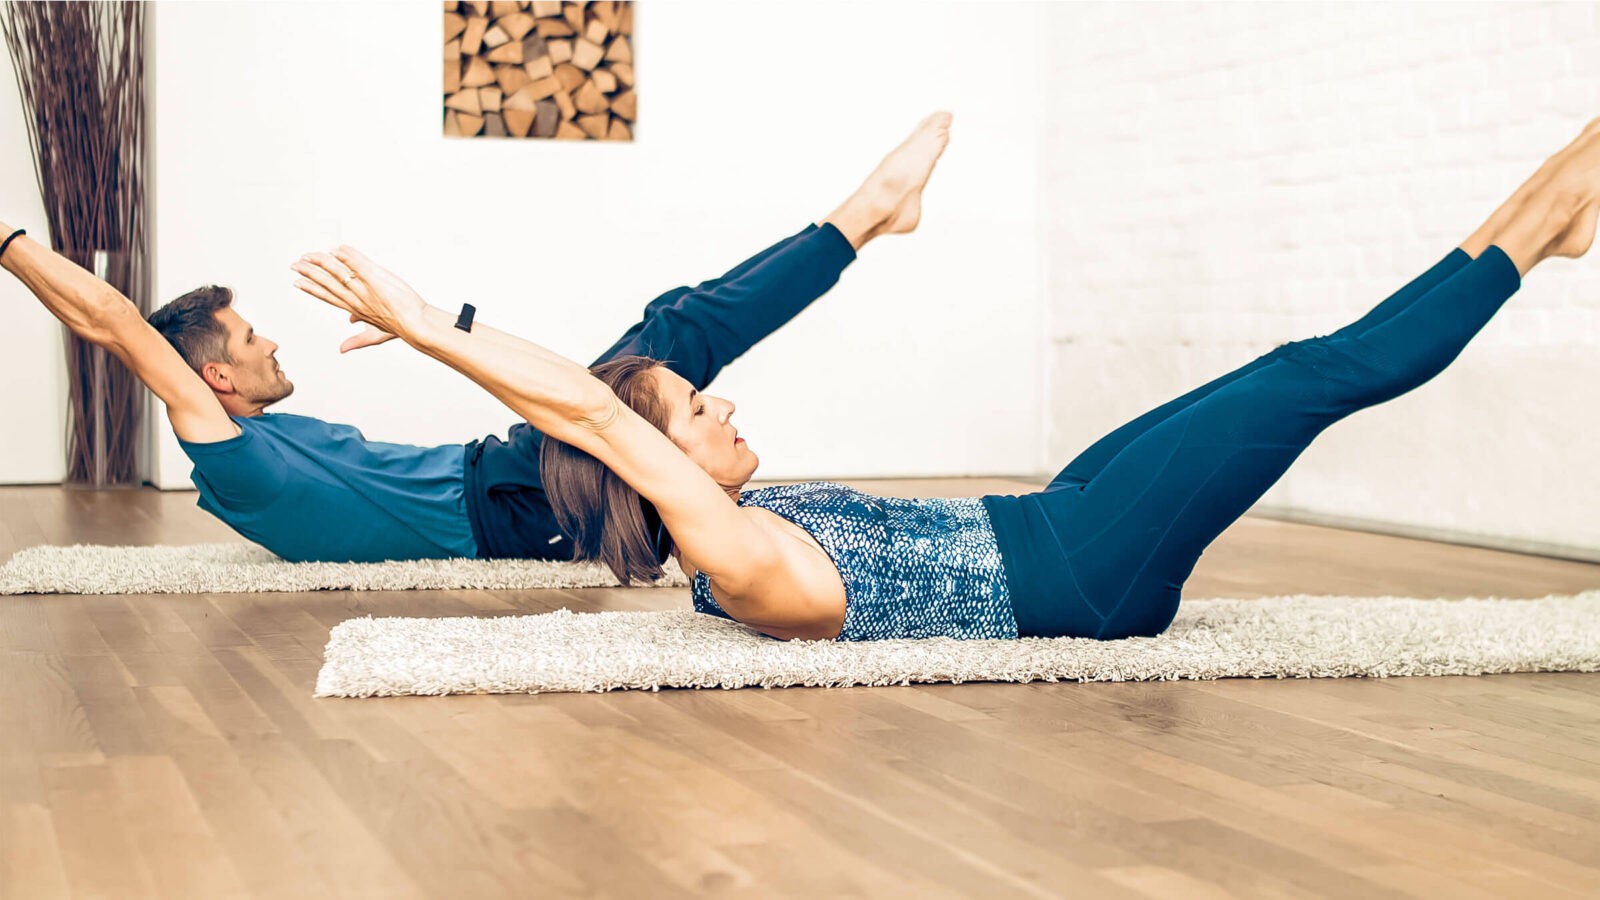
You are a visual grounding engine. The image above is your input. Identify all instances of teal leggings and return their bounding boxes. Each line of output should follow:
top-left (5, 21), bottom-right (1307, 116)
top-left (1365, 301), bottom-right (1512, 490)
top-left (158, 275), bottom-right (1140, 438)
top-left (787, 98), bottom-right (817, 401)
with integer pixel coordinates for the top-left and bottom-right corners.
top-left (983, 244), bottom-right (1524, 639)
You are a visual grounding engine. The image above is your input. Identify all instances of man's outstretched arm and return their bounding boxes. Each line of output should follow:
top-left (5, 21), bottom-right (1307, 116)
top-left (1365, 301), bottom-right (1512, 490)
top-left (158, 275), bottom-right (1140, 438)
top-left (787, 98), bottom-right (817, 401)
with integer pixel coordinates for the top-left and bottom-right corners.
top-left (0, 221), bottom-right (238, 443)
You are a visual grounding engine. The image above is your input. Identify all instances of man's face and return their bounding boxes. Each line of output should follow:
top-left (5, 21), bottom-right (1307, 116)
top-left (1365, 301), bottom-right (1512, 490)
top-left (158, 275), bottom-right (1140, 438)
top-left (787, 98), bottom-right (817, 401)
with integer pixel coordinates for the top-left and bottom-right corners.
top-left (211, 306), bottom-right (294, 407)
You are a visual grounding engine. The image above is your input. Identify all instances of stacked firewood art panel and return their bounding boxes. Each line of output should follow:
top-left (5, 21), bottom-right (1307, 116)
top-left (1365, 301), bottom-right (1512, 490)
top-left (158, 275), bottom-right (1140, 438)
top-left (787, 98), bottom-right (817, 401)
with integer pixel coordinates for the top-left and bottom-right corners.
top-left (444, 1), bottom-right (635, 140)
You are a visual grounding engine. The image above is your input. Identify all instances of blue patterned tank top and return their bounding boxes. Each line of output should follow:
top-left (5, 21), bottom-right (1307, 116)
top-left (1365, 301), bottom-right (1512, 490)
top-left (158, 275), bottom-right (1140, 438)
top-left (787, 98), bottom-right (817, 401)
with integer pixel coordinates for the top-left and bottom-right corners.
top-left (688, 481), bottom-right (1017, 641)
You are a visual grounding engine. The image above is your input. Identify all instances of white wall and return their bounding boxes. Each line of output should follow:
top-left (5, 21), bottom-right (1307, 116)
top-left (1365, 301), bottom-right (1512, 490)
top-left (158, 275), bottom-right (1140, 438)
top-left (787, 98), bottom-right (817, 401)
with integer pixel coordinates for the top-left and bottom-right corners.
top-left (1040, 1), bottom-right (1600, 559)
top-left (147, 0), bottom-right (1044, 489)
top-left (0, 50), bottom-right (67, 483)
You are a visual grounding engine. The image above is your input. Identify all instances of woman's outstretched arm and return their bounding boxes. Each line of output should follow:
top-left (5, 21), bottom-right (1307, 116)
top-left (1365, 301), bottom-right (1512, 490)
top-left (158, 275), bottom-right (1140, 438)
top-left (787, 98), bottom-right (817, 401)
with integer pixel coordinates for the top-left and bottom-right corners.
top-left (291, 247), bottom-right (787, 596)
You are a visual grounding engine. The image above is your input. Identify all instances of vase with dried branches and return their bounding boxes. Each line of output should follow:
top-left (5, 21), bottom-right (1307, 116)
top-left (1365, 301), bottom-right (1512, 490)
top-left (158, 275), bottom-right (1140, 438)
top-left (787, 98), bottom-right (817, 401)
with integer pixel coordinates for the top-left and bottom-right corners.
top-left (3, 1), bottom-right (147, 487)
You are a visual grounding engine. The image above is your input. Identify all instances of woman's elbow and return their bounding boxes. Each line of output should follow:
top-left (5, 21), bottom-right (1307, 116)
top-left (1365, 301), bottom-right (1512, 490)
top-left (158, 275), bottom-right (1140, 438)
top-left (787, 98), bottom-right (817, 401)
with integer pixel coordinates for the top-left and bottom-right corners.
top-left (574, 387), bottom-right (623, 433)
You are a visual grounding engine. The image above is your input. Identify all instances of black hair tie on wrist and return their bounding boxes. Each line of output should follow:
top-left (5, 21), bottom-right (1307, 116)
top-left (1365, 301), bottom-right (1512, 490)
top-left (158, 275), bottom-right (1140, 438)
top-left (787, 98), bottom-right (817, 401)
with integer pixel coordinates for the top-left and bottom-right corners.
top-left (0, 228), bottom-right (26, 262)
top-left (454, 302), bottom-right (476, 333)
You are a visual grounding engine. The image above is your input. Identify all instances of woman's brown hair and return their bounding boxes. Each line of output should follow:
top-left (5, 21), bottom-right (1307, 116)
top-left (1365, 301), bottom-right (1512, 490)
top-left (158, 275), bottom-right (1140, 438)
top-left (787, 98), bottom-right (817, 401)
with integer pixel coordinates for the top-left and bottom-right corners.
top-left (540, 355), bottom-right (674, 585)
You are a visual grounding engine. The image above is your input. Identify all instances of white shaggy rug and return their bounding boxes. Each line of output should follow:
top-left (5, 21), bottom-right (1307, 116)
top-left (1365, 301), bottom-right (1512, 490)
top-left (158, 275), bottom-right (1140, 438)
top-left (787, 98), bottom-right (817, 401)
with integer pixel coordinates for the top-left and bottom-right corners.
top-left (0, 542), bottom-right (687, 594)
top-left (314, 589), bottom-right (1600, 697)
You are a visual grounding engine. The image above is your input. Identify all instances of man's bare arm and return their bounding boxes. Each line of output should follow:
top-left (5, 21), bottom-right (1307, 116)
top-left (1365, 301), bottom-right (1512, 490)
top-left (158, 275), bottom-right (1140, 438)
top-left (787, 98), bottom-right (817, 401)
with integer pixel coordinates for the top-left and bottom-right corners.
top-left (0, 221), bottom-right (239, 443)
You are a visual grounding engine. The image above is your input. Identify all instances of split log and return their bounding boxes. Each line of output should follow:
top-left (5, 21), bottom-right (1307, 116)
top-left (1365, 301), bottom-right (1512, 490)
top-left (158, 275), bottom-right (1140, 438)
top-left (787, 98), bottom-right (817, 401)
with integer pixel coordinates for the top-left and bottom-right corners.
top-left (522, 55), bottom-right (553, 80)
top-left (461, 15), bottom-right (489, 54)
top-left (529, 74), bottom-right (564, 100)
top-left (447, 1), bottom-right (636, 140)
top-left (535, 17), bottom-right (574, 37)
top-left (553, 62), bottom-right (585, 93)
top-left (571, 38), bottom-right (604, 70)
top-left (461, 55), bottom-right (495, 87)
top-left (576, 113), bottom-right (608, 139)
top-left (610, 88), bottom-right (636, 121)
top-left (552, 88), bottom-right (575, 120)
top-left (534, 99), bottom-right (559, 137)
top-left (445, 89), bottom-right (483, 115)
top-left (496, 63), bottom-right (531, 94)
top-left (505, 75), bottom-right (561, 109)
top-left (498, 11), bottom-right (534, 40)
top-left (573, 79), bottom-right (608, 114)
top-left (520, 34), bottom-right (547, 64)
top-left (486, 39), bottom-right (522, 64)
top-left (503, 107), bottom-right (535, 137)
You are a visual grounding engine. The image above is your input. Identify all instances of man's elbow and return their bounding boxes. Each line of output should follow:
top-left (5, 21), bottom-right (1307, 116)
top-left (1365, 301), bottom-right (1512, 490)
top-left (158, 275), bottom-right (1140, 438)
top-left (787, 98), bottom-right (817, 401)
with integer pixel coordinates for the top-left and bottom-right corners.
top-left (91, 293), bottom-right (151, 347)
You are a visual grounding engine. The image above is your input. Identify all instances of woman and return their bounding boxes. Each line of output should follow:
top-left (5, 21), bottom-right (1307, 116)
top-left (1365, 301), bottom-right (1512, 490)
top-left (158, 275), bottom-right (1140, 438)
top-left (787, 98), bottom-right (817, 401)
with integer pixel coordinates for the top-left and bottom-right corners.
top-left (294, 111), bottom-right (1599, 643)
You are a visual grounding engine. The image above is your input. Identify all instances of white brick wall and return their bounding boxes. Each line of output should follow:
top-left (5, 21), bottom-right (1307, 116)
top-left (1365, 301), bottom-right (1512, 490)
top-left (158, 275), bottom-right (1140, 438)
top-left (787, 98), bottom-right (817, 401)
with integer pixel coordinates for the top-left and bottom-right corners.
top-left (1039, 1), bottom-right (1600, 561)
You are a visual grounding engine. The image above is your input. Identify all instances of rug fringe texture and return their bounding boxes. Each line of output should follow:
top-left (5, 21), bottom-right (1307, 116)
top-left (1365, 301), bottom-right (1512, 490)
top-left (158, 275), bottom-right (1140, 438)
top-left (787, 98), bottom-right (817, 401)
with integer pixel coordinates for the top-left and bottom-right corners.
top-left (0, 543), bottom-right (686, 594)
top-left (314, 590), bottom-right (1600, 697)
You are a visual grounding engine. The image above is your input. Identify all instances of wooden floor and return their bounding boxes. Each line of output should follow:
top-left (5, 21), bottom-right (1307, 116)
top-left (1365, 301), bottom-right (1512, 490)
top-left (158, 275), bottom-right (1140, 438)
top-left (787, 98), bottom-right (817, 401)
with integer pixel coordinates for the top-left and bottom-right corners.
top-left (2, 480), bottom-right (1599, 899)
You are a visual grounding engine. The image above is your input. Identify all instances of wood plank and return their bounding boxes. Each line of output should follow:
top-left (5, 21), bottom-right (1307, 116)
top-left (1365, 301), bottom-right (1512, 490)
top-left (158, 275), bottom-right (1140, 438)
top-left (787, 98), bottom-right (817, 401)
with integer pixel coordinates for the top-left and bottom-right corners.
top-left (3, 482), bottom-right (1599, 896)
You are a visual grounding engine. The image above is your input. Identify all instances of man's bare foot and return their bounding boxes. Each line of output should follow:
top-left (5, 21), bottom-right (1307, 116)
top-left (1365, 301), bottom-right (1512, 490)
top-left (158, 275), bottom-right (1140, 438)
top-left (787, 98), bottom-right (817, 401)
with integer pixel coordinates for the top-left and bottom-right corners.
top-left (870, 112), bottom-right (954, 235)
top-left (820, 112), bottom-right (955, 249)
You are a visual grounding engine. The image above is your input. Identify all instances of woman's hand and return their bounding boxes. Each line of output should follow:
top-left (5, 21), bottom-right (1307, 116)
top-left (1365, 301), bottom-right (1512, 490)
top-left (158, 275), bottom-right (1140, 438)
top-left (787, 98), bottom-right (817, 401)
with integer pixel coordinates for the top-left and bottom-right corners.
top-left (339, 319), bottom-right (397, 354)
top-left (291, 246), bottom-right (430, 348)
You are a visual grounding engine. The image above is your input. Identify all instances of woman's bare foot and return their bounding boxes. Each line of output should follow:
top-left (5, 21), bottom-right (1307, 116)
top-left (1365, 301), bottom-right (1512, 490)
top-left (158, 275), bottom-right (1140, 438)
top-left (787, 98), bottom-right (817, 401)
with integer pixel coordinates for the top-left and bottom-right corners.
top-left (821, 112), bottom-right (954, 249)
top-left (1545, 196), bottom-right (1598, 260)
top-left (1461, 116), bottom-right (1600, 259)
top-left (1488, 185), bottom-right (1597, 277)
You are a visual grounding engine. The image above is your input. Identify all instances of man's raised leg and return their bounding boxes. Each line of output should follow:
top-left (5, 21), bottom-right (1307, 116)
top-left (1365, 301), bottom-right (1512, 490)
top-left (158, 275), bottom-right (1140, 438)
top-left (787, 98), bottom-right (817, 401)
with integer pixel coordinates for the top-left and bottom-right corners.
top-left (591, 112), bottom-right (956, 388)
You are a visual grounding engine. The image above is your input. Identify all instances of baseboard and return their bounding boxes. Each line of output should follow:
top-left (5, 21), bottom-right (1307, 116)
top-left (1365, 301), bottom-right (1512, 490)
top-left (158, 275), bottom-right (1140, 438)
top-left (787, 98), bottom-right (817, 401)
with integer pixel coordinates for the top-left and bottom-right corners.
top-left (1246, 504), bottom-right (1600, 566)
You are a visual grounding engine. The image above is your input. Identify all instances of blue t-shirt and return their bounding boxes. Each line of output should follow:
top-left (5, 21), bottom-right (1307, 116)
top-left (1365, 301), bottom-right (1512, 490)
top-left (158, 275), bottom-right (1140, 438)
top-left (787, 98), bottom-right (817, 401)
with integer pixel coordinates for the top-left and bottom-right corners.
top-left (177, 413), bottom-right (479, 562)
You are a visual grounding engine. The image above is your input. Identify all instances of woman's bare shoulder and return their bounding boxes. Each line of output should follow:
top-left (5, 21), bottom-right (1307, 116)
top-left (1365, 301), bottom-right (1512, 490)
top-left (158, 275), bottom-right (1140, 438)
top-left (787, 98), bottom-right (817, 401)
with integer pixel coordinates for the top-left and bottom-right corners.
top-left (680, 508), bottom-right (847, 639)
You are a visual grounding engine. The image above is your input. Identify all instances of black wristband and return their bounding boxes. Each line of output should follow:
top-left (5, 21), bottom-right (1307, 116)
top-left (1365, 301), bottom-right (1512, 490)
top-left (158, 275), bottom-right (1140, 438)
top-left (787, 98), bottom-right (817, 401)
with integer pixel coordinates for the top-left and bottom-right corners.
top-left (0, 228), bottom-right (25, 262)
top-left (454, 302), bottom-right (476, 332)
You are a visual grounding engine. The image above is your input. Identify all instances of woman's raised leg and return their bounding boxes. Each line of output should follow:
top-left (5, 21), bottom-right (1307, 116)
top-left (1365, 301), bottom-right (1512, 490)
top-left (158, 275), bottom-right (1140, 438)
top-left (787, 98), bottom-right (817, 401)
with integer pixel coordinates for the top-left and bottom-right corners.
top-left (1005, 119), bottom-right (1600, 641)
top-left (1044, 117), bottom-right (1600, 491)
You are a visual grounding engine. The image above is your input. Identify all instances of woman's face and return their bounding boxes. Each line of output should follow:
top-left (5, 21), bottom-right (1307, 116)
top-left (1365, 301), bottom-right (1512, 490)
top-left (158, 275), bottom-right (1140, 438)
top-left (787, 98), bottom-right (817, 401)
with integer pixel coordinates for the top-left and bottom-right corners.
top-left (648, 366), bottom-right (759, 490)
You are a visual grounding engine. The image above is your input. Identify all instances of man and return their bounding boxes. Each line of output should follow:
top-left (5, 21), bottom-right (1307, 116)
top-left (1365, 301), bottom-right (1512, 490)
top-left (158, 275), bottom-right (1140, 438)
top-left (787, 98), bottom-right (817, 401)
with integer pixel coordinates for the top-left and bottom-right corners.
top-left (0, 114), bottom-right (948, 564)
